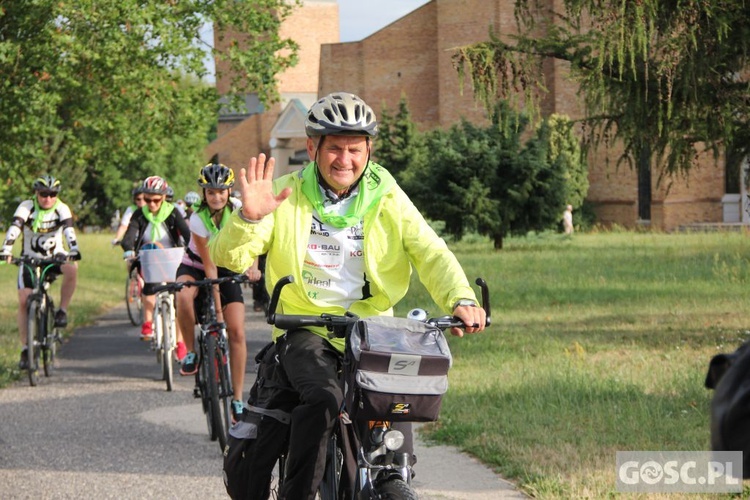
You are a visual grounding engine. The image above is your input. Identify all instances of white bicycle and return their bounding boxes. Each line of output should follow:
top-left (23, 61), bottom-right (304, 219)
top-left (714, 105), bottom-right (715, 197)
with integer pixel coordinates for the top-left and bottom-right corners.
top-left (138, 244), bottom-right (183, 392)
top-left (151, 284), bottom-right (177, 391)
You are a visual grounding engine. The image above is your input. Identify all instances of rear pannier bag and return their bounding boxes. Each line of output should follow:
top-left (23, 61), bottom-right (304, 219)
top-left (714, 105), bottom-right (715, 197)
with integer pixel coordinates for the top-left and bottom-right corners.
top-left (223, 342), bottom-right (298, 500)
top-left (344, 316), bottom-right (452, 422)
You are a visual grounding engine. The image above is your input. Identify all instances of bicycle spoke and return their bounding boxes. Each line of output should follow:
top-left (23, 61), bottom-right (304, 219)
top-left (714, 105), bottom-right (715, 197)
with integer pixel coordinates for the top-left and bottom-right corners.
top-left (26, 299), bottom-right (40, 387)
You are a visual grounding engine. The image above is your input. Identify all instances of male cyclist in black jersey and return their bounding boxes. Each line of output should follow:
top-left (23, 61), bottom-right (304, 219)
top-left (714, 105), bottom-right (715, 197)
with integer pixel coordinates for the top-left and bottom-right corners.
top-left (0, 175), bottom-right (81, 369)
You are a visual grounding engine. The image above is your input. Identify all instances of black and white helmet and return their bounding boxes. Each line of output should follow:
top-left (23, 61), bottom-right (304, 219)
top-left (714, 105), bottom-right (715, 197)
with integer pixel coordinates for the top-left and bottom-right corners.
top-left (33, 175), bottom-right (61, 193)
top-left (198, 163), bottom-right (235, 189)
top-left (305, 92), bottom-right (378, 138)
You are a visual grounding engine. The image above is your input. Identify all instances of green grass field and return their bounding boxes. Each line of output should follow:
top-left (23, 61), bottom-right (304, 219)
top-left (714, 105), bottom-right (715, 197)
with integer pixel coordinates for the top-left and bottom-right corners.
top-left (1, 230), bottom-right (748, 497)
top-left (399, 231), bottom-right (750, 498)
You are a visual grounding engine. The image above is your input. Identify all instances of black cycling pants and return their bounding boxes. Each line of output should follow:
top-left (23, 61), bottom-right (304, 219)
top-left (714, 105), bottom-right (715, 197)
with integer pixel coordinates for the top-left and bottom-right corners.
top-left (276, 329), bottom-right (342, 500)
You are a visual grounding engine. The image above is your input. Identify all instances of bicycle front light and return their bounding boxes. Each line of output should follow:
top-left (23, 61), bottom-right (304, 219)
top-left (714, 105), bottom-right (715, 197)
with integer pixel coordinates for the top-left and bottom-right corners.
top-left (383, 429), bottom-right (405, 452)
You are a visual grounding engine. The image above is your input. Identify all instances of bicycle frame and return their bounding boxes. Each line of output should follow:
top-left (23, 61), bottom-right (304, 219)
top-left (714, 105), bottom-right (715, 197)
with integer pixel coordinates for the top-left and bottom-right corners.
top-left (152, 288), bottom-right (177, 391)
top-left (194, 280), bottom-right (233, 451)
top-left (12, 256), bottom-right (65, 386)
top-left (152, 274), bottom-right (248, 451)
top-left (264, 275), bottom-right (491, 499)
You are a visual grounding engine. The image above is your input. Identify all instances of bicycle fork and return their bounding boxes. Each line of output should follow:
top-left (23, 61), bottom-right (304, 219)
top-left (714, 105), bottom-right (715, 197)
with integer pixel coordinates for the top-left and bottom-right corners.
top-left (358, 421), bottom-right (412, 491)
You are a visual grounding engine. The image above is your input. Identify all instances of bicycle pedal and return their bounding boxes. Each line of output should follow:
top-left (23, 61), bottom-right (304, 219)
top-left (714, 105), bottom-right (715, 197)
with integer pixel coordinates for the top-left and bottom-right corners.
top-left (193, 387), bottom-right (201, 399)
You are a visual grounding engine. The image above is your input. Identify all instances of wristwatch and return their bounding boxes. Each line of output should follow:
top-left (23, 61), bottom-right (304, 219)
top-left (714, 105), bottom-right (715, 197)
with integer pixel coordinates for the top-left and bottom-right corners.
top-left (453, 299), bottom-right (477, 310)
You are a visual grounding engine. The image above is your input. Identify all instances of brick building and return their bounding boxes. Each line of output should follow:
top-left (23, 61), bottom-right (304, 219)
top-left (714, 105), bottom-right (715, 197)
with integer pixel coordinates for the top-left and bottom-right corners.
top-left (206, 0), bottom-right (743, 230)
top-left (204, 0), bottom-right (340, 178)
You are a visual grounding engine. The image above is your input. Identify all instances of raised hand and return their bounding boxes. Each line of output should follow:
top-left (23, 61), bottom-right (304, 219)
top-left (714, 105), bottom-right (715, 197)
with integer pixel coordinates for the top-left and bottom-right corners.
top-left (239, 154), bottom-right (292, 221)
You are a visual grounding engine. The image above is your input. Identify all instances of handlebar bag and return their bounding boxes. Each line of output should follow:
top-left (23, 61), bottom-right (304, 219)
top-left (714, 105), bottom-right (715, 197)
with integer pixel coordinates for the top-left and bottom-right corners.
top-left (344, 316), bottom-right (452, 422)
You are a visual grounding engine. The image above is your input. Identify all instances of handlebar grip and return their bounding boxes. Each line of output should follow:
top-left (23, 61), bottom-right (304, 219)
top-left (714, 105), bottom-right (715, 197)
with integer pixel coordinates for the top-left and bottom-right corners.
top-left (272, 314), bottom-right (328, 331)
top-left (152, 282), bottom-right (182, 294)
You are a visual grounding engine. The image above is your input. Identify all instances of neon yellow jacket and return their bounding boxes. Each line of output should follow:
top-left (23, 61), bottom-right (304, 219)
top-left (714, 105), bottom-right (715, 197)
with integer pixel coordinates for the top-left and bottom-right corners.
top-left (209, 170), bottom-right (478, 351)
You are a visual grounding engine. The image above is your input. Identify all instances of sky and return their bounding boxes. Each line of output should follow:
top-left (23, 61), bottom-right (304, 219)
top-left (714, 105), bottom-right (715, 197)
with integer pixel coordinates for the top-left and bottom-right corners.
top-left (338, 0), bottom-right (431, 42)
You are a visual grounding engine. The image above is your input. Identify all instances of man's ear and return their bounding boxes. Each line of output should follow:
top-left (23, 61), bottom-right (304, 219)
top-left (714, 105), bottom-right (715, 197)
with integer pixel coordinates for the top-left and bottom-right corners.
top-left (306, 137), bottom-right (316, 161)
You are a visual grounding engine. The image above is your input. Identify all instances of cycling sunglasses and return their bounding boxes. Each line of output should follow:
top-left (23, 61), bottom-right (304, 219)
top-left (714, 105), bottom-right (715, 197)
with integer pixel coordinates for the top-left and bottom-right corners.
top-left (37, 191), bottom-right (58, 198)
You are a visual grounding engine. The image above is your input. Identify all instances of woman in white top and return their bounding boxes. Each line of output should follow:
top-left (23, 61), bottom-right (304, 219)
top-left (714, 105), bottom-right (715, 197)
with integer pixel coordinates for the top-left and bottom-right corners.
top-left (174, 163), bottom-right (254, 421)
top-left (112, 183), bottom-right (146, 245)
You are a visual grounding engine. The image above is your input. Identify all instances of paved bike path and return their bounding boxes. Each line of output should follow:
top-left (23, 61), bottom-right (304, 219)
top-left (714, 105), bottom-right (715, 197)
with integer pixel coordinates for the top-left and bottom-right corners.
top-left (0, 295), bottom-right (526, 499)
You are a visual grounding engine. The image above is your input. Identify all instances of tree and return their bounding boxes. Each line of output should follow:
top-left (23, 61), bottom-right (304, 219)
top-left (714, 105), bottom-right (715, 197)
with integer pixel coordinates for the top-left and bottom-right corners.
top-left (373, 95), bottom-right (425, 182)
top-left (403, 102), bottom-right (587, 248)
top-left (453, 1), bottom-right (750, 177)
top-left (547, 114), bottom-right (588, 210)
top-left (0, 0), bottom-right (299, 226)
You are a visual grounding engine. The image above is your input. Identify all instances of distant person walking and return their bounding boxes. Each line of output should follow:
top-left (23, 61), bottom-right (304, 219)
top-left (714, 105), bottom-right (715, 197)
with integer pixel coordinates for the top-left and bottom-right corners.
top-left (563, 204), bottom-right (574, 235)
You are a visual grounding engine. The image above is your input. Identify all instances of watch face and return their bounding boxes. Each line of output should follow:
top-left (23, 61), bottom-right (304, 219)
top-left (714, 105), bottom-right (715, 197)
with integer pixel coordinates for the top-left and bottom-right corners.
top-left (457, 299), bottom-right (477, 307)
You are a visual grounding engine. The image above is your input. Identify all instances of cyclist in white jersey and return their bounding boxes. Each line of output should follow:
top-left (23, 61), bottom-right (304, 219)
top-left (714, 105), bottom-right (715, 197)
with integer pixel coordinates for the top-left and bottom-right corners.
top-left (183, 191), bottom-right (201, 222)
top-left (112, 182), bottom-right (146, 246)
top-left (175, 163), bottom-right (252, 419)
top-left (0, 175), bottom-right (81, 369)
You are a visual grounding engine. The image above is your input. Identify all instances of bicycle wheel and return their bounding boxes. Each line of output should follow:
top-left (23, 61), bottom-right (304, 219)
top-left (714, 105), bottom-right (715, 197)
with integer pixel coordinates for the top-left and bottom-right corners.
top-left (160, 299), bottom-right (174, 391)
top-left (153, 299), bottom-right (164, 365)
top-left (216, 334), bottom-right (233, 450)
top-left (205, 334), bottom-right (224, 447)
top-left (125, 269), bottom-right (143, 326)
top-left (374, 477), bottom-right (418, 500)
top-left (42, 298), bottom-right (56, 377)
top-left (197, 336), bottom-right (218, 441)
top-left (26, 298), bottom-right (41, 386)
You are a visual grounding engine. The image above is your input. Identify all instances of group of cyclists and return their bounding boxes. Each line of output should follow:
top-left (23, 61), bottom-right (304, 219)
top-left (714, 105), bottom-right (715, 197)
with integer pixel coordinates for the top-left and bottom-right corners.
top-left (118, 166), bottom-right (258, 420)
top-left (0, 163), bottom-right (259, 421)
top-left (2, 92), bottom-right (487, 499)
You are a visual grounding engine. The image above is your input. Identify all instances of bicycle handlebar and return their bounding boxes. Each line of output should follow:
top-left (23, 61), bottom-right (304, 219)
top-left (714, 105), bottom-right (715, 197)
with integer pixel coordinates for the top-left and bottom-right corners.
top-left (8, 254), bottom-right (74, 267)
top-left (266, 275), bottom-right (491, 334)
top-left (150, 274), bottom-right (250, 295)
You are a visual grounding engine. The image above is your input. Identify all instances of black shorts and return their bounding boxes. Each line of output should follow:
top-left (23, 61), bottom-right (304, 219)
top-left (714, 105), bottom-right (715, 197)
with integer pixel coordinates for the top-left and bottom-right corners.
top-left (174, 263), bottom-right (245, 305)
top-left (19, 264), bottom-right (61, 290)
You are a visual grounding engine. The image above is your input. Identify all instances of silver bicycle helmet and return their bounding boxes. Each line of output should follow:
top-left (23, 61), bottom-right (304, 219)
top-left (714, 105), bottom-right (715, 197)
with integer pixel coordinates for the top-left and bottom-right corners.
top-left (305, 92), bottom-right (378, 137)
top-left (184, 191), bottom-right (201, 206)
